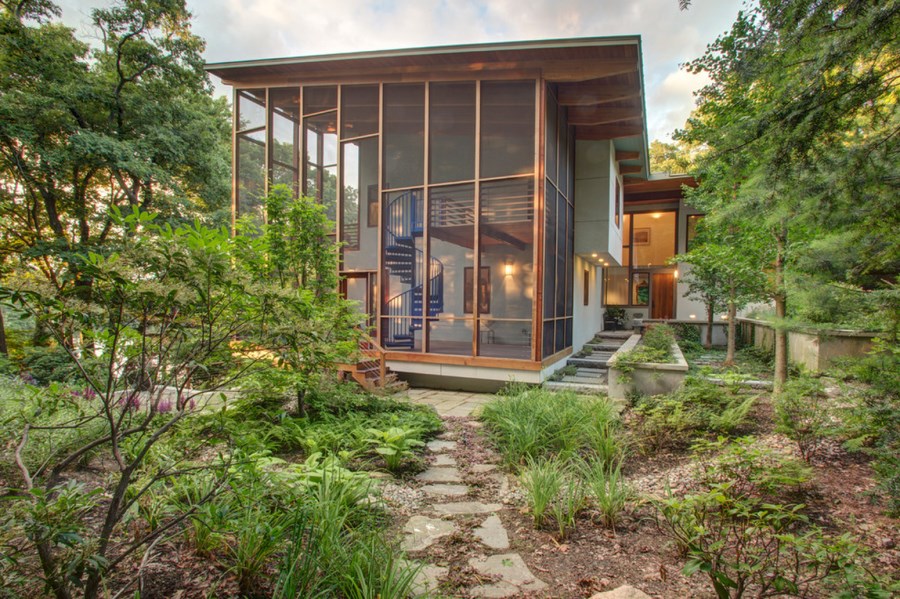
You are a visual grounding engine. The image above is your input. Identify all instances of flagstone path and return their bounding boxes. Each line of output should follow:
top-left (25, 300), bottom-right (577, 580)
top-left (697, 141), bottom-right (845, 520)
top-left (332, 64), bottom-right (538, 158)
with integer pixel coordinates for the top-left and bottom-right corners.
top-left (389, 390), bottom-right (548, 598)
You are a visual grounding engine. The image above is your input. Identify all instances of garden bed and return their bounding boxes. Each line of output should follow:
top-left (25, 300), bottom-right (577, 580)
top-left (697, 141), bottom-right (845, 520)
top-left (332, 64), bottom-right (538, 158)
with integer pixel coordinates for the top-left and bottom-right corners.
top-left (608, 330), bottom-right (689, 400)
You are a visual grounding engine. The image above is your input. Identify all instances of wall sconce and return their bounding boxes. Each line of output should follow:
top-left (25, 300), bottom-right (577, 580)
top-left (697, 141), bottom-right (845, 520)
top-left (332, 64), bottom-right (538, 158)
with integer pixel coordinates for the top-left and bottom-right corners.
top-left (504, 261), bottom-right (514, 277)
top-left (674, 269), bottom-right (679, 279)
top-left (689, 314), bottom-right (697, 319)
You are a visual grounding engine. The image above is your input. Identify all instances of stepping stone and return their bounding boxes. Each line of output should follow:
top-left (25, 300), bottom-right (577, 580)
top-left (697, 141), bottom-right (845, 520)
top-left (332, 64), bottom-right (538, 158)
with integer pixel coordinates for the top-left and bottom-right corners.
top-left (410, 563), bottom-right (448, 597)
top-left (468, 553), bottom-right (547, 597)
top-left (432, 501), bottom-right (502, 515)
top-left (464, 420), bottom-right (484, 428)
top-left (416, 467), bottom-right (462, 483)
top-left (471, 464), bottom-right (497, 473)
top-left (590, 585), bottom-right (653, 599)
top-left (421, 484), bottom-right (469, 497)
top-left (401, 516), bottom-right (456, 552)
top-left (474, 515), bottom-right (510, 550)
top-left (427, 440), bottom-right (457, 452)
top-left (489, 472), bottom-right (510, 495)
top-left (433, 454), bottom-right (456, 466)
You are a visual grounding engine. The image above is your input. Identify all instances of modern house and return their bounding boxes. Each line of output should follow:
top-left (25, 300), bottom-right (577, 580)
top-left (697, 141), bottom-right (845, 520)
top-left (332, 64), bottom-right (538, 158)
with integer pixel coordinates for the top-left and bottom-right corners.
top-left (206, 36), bottom-right (708, 389)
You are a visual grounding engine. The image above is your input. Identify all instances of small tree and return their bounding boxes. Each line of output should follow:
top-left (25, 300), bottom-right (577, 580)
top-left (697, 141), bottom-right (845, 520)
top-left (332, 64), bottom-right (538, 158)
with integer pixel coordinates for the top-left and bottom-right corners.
top-left (674, 218), bottom-right (770, 362)
top-left (0, 210), bottom-right (341, 598)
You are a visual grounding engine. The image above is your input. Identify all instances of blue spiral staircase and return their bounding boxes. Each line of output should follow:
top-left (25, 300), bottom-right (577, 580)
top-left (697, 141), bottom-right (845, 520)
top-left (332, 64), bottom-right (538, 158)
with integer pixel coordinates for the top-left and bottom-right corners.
top-left (383, 190), bottom-right (444, 349)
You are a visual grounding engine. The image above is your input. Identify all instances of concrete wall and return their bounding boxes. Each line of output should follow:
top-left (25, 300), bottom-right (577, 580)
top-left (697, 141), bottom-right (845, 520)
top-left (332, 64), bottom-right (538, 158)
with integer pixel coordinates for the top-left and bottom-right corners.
top-left (607, 335), bottom-right (689, 399)
top-left (573, 254), bottom-right (604, 352)
top-left (574, 139), bottom-right (623, 266)
top-left (737, 318), bottom-right (877, 372)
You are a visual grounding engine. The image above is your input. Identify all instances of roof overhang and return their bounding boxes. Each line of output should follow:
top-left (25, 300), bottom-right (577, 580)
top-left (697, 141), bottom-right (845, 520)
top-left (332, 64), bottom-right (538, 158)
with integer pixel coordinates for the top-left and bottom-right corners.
top-left (624, 173), bottom-right (698, 203)
top-left (206, 36), bottom-right (651, 178)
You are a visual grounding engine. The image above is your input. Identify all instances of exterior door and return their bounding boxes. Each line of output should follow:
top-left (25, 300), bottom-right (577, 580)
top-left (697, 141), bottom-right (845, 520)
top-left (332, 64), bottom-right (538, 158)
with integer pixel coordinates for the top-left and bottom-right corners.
top-left (651, 272), bottom-right (675, 320)
top-left (341, 273), bottom-right (376, 330)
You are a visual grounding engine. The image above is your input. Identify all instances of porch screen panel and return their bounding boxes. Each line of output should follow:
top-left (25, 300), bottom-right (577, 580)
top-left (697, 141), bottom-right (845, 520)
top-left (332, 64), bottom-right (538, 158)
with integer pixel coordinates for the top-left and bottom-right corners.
top-left (341, 85), bottom-right (378, 138)
top-left (342, 137), bottom-right (378, 270)
top-left (480, 81), bottom-right (535, 179)
top-left (545, 91), bottom-right (558, 185)
top-left (383, 84), bottom-right (425, 190)
top-left (269, 88), bottom-right (300, 194)
top-left (427, 184), bottom-right (475, 356)
top-left (478, 178), bottom-right (534, 359)
top-left (304, 111), bottom-right (338, 229)
top-left (429, 82), bottom-right (475, 184)
top-left (236, 89), bottom-right (266, 227)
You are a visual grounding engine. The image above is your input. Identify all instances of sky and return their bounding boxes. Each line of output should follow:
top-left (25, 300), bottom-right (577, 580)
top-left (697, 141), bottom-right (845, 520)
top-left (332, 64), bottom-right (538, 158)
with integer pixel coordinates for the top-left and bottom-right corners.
top-left (54, 0), bottom-right (745, 142)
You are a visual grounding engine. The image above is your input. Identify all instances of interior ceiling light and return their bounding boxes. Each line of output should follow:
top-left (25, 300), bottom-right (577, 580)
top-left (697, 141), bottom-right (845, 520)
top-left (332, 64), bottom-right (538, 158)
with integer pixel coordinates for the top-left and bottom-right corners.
top-left (652, 212), bottom-right (662, 219)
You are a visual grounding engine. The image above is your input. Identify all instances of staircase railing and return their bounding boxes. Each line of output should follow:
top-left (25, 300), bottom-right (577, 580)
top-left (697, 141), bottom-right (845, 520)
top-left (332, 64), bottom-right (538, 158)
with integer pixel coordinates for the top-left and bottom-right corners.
top-left (383, 190), bottom-right (444, 348)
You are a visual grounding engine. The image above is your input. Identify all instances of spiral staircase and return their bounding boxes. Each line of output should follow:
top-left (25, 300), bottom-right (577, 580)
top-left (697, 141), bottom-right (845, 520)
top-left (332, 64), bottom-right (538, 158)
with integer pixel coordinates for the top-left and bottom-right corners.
top-left (383, 190), bottom-right (444, 349)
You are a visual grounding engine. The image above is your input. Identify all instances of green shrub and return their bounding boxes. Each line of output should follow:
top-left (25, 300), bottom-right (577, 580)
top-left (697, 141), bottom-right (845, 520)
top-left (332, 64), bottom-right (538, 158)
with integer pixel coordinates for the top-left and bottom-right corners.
top-left (519, 457), bottom-right (564, 527)
top-left (480, 387), bottom-right (621, 465)
top-left (672, 322), bottom-right (704, 357)
top-left (550, 476), bottom-right (587, 539)
top-left (632, 377), bottom-right (757, 450)
top-left (655, 437), bottom-right (889, 598)
top-left (365, 426), bottom-right (425, 472)
top-left (775, 375), bottom-right (831, 462)
top-left (21, 345), bottom-right (79, 385)
top-left (617, 323), bottom-right (677, 365)
top-left (580, 458), bottom-right (631, 530)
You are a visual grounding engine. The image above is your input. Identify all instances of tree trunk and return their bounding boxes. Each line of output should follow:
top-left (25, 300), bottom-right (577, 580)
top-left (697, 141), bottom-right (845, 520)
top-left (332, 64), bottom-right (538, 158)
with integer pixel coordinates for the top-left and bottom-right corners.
top-left (725, 301), bottom-right (737, 366)
top-left (705, 302), bottom-right (714, 349)
top-left (773, 225), bottom-right (788, 394)
top-left (0, 307), bottom-right (8, 356)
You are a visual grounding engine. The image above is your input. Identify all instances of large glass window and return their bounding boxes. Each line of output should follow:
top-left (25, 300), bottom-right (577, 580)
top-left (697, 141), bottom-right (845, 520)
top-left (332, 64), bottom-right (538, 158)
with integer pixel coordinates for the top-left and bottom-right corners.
top-left (382, 189), bottom-right (424, 351)
top-left (604, 211), bottom-right (678, 306)
top-left (383, 84), bottom-right (425, 190)
top-left (632, 212), bottom-right (676, 267)
top-left (430, 82), bottom-right (476, 184)
top-left (481, 81), bottom-right (535, 179)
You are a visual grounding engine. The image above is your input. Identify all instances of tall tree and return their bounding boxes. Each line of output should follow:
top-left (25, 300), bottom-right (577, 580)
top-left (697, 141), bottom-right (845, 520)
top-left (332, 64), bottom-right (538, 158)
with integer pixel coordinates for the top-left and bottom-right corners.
top-left (678, 0), bottom-right (900, 392)
top-left (0, 0), bottom-right (231, 301)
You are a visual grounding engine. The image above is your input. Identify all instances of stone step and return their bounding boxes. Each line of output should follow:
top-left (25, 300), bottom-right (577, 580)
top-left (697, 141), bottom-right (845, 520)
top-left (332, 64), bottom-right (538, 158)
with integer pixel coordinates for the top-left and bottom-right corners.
top-left (545, 380), bottom-right (609, 394)
top-left (584, 343), bottom-right (623, 352)
top-left (575, 368), bottom-right (605, 378)
top-left (567, 357), bottom-right (610, 369)
top-left (562, 374), bottom-right (607, 384)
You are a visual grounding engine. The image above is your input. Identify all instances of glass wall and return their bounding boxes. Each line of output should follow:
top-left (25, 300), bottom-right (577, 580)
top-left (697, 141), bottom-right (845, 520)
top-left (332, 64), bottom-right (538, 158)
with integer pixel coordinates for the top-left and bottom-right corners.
top-left (542, 85), bottom-right (574, 358)
top-left (605, 211), bottom-right (677, 305)
top-left (303, 89), bottom-right (338, 232)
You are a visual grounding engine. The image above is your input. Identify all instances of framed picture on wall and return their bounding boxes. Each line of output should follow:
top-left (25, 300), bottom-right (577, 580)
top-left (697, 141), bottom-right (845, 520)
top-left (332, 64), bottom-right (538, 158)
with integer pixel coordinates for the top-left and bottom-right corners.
top-left (366, 184), bottom-right (378, 227)
top-left (464, 266), bottom-right (491, 314)
top-left (633, 227), bottom-right (651, 245)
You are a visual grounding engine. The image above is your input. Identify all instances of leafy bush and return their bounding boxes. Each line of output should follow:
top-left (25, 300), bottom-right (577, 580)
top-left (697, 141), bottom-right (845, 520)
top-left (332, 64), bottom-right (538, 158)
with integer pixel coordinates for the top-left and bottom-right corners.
top-left (775, 375), bottom-right (831, 462)
top-left (21, 345), bottom-right (79, 385)
top-left (519, 457), bottom-right (564, 527)
top-left (480, 387), bottom-right (622, 465)
top-left (839, 338), bottom-right (900, 515)
top-left (580, 458), bottom-right (631, 530)
top-left (617, 323), bottom-right (677, 365)
top-left (656, 437), bottom-right (889, 598)
top-left (672, 322), bottom-right (704, 357)
top-left (632, 377), bottom-right (757, 450)
top-left (365, 426), bottom-right (425, 471)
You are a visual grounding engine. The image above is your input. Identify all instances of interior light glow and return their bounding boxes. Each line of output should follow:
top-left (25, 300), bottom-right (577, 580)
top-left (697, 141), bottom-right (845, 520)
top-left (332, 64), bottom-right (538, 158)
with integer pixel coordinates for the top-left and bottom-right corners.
top-left (504, 262), bottom-right (513, 276)
top-left (652, 212), bottom-right (662, 219)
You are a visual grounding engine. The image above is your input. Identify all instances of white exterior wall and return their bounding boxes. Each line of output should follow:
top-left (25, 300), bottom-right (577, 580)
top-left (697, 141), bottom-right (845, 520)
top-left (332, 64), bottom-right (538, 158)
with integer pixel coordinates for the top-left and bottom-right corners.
top-left (573, 140), bottom-right (623, 266)
top-left (573, 255), bottom-right (604, 350)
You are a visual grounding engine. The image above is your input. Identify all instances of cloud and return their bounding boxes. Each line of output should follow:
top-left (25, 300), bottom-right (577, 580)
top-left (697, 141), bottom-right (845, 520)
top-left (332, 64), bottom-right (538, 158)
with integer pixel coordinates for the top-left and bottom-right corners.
top-left (53, 0), bottom-right (741, 141)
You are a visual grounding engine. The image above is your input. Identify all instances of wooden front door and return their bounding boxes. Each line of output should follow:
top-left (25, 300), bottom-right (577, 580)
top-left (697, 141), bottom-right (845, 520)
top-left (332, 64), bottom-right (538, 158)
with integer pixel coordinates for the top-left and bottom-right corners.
top-left (651, 273), bottom-right (675, 320)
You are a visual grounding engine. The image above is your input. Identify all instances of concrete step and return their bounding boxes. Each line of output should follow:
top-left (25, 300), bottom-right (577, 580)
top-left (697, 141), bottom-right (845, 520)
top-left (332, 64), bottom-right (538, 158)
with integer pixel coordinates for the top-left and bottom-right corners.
top-left (545, 380), bottom-right (609, 394)
top-left (575, 368), bottom-right (605, 378)
top-left (584, 343), bottom-right (623, 352)
top-left (562, 374), bottom-right (608, 385)
top-left (568, 357), bottom-right (610, 369)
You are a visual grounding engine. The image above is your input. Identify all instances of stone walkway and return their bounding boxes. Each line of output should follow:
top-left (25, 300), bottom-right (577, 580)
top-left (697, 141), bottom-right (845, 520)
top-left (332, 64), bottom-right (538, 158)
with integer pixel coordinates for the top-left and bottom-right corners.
top-left (398, 390), bottom-right (547, 597)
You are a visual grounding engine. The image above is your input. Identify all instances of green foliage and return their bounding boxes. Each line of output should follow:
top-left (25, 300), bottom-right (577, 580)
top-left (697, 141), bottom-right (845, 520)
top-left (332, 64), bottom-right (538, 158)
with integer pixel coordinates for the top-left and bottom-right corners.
top-left (632, 378), bottom-right (757, 450)
top-left (365, 426), bottom-right (425, 472)
top-left (774, 376), bottom-right (831, 462)
top-left (480, 387), bottom-right (621, 466)
top-left (672, 323), bottom-right (703, 357)
top-left (550, 476), bottom-right (587, 540)
top-left (580, 458), bottom-right (631, 530)
top-left (839, 337), bottom-right (900, 515)
top-left (21, 345), bottom-right (79, 385)
top-left (519, 457), bottom-right (565, 528)
top-left (656, 437), bottom-right (887, 598)
top-left (616, 324), bottom-right (676, 366)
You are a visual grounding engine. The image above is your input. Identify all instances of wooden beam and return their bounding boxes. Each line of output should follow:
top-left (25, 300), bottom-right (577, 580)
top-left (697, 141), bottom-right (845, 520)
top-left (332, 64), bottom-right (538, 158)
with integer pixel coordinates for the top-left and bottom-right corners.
top-left (619, 165), bottom-right (643, 174)
top-left (557, 82), bottom-right (640, 106)
top-left (542, 60), bottom-right (637, 82)
top-left (615, 150), bottom-right (640, 161)
top-left (576, 123), bottom-right (644, 140)
top-left (567, 106), bottom-right (643, 126)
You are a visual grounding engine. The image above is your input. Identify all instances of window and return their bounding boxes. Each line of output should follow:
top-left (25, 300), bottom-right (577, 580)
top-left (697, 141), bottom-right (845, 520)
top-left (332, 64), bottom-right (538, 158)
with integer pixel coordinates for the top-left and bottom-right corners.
top-left (481, 81), bottom-right (535, 179)
top-left (429, 82), bottom-right (475, 184)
